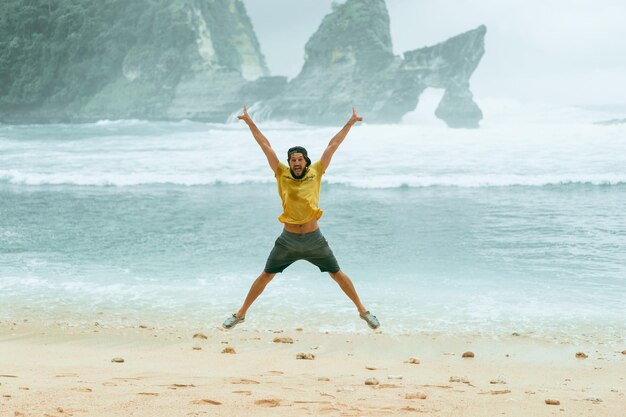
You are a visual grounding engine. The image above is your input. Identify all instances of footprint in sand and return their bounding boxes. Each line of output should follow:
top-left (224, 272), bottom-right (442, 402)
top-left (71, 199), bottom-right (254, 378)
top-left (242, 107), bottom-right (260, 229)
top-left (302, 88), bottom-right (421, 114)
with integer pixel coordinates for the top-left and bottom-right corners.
top-left (319, 407), bottom-right (341, 413)
top-left (230, 378), bottom-right (260, 385)
top-left (168, 383), bottom-right (196, 389)
top-left (191, 399), bottom-right (222, 405)
top-left (71, 387), bottom-right (93, 393)
top-left (254, 399), bottom-right (281, 407)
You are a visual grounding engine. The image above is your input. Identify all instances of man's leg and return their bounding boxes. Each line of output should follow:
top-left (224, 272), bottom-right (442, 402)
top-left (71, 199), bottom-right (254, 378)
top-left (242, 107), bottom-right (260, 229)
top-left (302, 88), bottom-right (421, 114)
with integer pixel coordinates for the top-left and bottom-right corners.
top-left (235, 271), bottom-right (276, 318)
top-left (328, 270), bottom-right (367, 315)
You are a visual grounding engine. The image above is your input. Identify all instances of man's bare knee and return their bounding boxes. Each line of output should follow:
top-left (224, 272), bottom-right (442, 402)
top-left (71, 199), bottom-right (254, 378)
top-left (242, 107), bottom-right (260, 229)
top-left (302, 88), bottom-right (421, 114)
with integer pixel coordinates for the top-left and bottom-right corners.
top-left (259, 272), bottom-right (276, 282)
top-left (328, 270), bottom-right (344, 281)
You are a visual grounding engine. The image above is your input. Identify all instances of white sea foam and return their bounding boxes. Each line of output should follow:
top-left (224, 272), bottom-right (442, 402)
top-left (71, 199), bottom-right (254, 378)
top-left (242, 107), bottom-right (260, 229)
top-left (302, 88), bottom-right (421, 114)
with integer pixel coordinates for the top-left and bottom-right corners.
top-left (2, 169), bottom-right (625, 188)
top-left (1, 121), bottom-right (625, 188)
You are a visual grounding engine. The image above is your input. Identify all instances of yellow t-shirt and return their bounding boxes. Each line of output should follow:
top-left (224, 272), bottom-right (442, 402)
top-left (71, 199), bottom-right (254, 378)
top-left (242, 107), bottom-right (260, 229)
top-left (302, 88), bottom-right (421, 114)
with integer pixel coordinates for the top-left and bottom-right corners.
top-left (275, 160), bottom-right (324, 224)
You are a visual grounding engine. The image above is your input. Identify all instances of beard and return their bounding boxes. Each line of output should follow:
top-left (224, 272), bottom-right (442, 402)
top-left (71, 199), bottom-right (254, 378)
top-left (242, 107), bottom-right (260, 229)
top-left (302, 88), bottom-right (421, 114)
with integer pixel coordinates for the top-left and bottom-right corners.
top-left (290, 166), bottom-right (307, 179)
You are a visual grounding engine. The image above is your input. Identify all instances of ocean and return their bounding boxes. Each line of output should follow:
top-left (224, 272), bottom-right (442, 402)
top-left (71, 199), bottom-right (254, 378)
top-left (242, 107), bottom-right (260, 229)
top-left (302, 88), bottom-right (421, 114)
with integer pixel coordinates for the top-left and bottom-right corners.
top-left (1, 116), bottom-right (625, 342)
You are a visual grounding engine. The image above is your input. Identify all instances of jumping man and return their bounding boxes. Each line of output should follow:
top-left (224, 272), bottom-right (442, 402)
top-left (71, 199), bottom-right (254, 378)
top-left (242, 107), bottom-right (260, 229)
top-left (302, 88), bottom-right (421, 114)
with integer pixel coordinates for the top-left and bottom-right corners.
top-left (222, 105), bottom-right (380, 330)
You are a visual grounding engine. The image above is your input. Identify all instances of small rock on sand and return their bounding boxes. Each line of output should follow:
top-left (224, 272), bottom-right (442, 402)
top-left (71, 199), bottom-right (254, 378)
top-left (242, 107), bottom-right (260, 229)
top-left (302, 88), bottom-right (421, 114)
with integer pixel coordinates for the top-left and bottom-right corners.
top-left (138, 324), bottom-right (148, 329)
top-left (545, 399), bottom-right (560, 405)
top-left (222, 347), bottom-right (236, 354)
top-left (296, 353), bottom-right (315, 360)
top-left (193, 333), bottom-right (208, 339)
top-left (462, 351), bottom-right (475, 358)
top-left (365, 366), bottom-right (377, 370)
top-left (111, 357), bottom-right (125, 363)
top-left (57, 407), bottom-right (64, 413)
top-left (364, 378), bottom-right (379, 385)
top-left (405, 357), bottom-right (420, 364)
top-left (621, 350), bottom-right (626, 355)
top-left (318, 377), bottom-right (330, 381)
top-left (295, 328), bottom-right (303, 331)
top-left (575, 352), bottom-right (588, 359)
top-left (273, 337), bottom-right (294, 344)
top-left (387, 375), bottom-right (403, 380)
top-left (193, 346), bottom-right (202, 350)
top-left (405, 392), bottom-right (427, 400)
top-left (490, 377), bottom-right (507, 384)
top-left (449, 376), bottom-right (470, 384)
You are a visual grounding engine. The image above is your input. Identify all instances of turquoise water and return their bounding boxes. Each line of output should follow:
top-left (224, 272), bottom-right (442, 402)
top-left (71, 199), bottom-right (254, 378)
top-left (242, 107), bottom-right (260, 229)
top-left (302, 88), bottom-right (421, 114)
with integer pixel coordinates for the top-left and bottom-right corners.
top-left (1, 120), bottom-right (625, 338)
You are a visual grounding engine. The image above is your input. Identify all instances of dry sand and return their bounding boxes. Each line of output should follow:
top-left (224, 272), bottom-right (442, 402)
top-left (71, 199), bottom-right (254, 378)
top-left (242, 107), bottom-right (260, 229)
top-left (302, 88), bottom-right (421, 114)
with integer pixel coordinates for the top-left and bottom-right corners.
top-left (1, 319), bottom-right (625, 416)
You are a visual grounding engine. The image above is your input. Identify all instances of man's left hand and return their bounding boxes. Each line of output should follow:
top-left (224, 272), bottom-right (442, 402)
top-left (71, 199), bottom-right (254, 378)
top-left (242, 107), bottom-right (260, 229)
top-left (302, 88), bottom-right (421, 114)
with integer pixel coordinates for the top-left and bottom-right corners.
top-left (348, 107), bottom-right (363, 126)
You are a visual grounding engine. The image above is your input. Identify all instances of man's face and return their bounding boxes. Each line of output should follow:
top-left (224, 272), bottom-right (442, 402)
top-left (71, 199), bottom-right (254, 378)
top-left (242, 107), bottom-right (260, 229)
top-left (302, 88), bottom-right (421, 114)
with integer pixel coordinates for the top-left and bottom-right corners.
top-left (289, 153), bottom-right (307, 177)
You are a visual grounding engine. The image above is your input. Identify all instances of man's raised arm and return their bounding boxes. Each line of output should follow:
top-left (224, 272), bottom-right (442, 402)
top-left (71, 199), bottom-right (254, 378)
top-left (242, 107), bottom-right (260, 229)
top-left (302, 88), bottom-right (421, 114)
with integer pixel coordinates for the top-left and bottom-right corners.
top-left (238, 104), bottom-right (279, 173)
top-left (320, 107), bottom-right (363, 171)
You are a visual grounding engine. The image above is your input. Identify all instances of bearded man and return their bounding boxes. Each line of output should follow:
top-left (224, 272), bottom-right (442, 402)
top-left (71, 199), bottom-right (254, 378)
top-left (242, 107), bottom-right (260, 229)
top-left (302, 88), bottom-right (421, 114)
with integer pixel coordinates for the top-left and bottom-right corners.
top-left (222, 105), bottom-right (380, 330)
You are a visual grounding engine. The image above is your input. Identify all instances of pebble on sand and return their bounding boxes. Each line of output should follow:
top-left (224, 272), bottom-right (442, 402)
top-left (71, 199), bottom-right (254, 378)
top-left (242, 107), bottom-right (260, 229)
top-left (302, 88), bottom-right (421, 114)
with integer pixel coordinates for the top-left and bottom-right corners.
top-left (405, 392), bottom-right (427, 400)
top-left (221, 347), bottom-right (236, 354)
top-left (273, 337), bottom-right (294, 344)
top-left (296, 353), bottom-right (315, 360)
top-left (364, 377), bottom-right (380, 385)
top-left (193, 333), bottom-right (208, 340)
top-left (621, 350), bottom-right (626, 355)
top-left (387, 375), bottom-right (403, 380)
top-left (575, 352), bottom-right (588, 359)
top-left (545, 399), bottom-right (560, 405)
top-left (462, 351), bottom-right (475, 358)
top-left (405, 357), bottom-right (421, 364)
top-left (318, 377), bottom-right (330, 381)
top-left (138, 324), bottom-right (148, 329)
top-left (192, 346), bottom-right (202, 350)
top-left (111, 357), bottom-right (125, 363)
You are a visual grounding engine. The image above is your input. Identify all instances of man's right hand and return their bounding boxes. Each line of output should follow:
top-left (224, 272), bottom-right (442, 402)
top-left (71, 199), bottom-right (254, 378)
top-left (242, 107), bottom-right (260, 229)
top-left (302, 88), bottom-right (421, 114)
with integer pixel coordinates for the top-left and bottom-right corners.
top-left (237, 104), bottom-right (253, 125)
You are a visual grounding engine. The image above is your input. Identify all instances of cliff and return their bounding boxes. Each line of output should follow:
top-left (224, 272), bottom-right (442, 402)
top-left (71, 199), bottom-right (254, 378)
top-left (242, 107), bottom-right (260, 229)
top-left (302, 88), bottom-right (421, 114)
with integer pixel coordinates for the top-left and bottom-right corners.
top-left (256, 0), bottom-right (485, 127)
top-left (0, 0), bottom-right (268, 122)
top-left (0, 0), bottom-right (486, 127)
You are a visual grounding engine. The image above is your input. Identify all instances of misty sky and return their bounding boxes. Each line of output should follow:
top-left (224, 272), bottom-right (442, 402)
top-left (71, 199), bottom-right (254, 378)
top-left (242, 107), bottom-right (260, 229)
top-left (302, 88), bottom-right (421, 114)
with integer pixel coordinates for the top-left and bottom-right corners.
top-left (243, 0), bottom-right (626, 108)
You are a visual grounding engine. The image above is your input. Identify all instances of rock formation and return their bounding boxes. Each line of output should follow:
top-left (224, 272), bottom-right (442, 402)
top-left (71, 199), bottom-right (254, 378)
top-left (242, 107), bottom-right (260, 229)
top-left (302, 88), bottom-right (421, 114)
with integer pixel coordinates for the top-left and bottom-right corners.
top-left (0, 0), bottom-right (486, 127)
top-left (255, 0), bottom-right (485, 127)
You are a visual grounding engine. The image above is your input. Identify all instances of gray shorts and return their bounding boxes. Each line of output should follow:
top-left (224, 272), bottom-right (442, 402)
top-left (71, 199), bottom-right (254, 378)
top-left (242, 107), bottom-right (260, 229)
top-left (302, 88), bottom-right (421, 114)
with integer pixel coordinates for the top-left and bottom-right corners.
top-left (264, 229), bottom-right (340, 274)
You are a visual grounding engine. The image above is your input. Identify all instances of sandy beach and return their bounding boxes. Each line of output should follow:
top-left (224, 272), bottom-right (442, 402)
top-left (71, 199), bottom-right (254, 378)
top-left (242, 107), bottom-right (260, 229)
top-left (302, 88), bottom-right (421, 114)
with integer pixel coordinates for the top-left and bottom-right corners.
top-left (1, 319), bottom-right (624, 417)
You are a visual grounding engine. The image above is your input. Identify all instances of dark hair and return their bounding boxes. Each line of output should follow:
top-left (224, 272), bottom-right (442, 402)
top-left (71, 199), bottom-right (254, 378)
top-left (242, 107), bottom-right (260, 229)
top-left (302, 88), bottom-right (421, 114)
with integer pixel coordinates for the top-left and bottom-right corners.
top-left (287, 146), bottom-right (311, 167)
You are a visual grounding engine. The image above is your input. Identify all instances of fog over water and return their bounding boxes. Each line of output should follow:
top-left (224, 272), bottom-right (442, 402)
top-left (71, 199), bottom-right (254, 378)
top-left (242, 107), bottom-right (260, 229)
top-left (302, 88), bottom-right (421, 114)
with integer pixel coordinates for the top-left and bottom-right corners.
top-left (244, 0), bottom-right (626, 111)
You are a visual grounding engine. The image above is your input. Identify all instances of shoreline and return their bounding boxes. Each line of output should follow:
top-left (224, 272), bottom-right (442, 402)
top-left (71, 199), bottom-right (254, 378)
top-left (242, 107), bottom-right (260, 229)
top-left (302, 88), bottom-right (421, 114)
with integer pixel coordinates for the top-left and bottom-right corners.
top-left (1, 319), bottom-right (625, 416)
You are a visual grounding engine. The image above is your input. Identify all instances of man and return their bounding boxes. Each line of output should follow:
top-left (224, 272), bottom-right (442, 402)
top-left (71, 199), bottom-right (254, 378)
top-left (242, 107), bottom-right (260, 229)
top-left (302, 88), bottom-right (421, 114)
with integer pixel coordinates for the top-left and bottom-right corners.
top-left (222, 105), bottom-right (380, 330)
